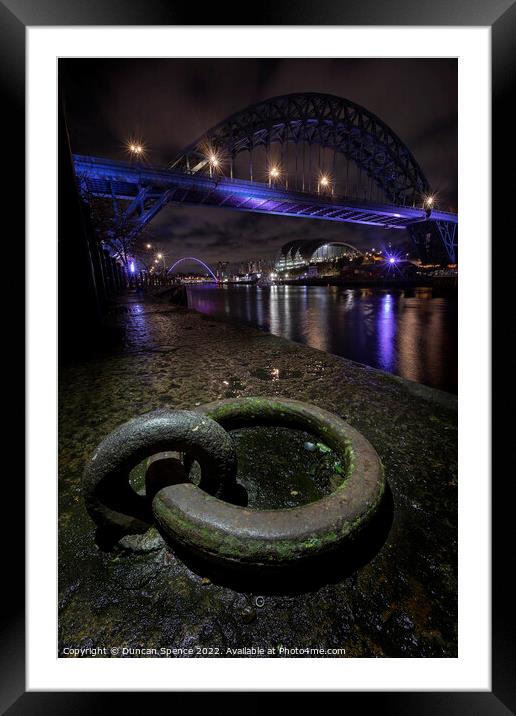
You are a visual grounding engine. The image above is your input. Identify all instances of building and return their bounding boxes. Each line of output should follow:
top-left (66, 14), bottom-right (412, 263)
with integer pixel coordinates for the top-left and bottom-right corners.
top-left (216, 261), bottom-right (230, 280)
top-left (275, 239), bottom-right (362, 273)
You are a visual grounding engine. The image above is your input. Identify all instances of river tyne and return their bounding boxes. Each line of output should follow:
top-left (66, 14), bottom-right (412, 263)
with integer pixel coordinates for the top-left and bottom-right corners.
top-left (187, 283), bottom-right (457, 393)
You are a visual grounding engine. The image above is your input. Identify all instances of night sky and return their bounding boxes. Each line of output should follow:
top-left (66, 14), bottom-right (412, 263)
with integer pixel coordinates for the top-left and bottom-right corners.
top-left (60, 59), bottom-right (457, 266)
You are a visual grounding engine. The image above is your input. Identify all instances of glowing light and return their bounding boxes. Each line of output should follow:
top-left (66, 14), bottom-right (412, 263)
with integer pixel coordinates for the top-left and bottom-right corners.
top-left (424, 194), bottom-right (435, 208)
top-left (157, 253), bottom-right (163, 259)
top-left (320, 175), bottom-right (329, 187)
top-left (128, 141), bottom-right (144, 155)
top-left (129, 261), bottom-right (135, 273)
top-left (269, 167), bottom-right (280, 179)
top-left (146, 243), bottom-right (152, 249)
top-left (205, 148), bottom-right (222, 170)
top-left (389, 257), bottom-right (396, 264)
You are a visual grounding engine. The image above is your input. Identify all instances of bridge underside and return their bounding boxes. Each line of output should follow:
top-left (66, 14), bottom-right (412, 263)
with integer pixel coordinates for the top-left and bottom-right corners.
top-left (74, 155), bottom-right (458, 262)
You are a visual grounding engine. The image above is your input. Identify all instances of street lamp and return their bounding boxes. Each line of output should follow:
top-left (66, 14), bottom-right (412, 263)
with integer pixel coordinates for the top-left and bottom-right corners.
top-left (156, 253), bottom-right (167, 272)
top-left (268, 166), bottom-right (280, 187)
top-left (128, 141), bottom-right (145, 159)
top-left (318, 174), bottom-right (330, 194)
top-left (424, 194), bottom-right (435, 217)
top-left (207, 151), bottom-right (221, 177)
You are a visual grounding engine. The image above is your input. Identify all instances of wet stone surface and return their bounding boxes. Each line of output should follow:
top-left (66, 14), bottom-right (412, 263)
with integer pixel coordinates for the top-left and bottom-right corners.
top-left (59, 295), bottom-right (457, 657)
top-left (188, 426), bottom-right (344, 509)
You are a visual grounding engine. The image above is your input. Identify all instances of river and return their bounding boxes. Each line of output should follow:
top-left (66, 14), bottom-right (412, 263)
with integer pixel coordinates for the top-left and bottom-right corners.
top-left (187, 284), bottom-right (457, 393)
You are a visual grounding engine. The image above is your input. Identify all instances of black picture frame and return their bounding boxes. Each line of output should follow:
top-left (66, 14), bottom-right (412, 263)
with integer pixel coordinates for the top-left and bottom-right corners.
top-left (3, 0), bottom-right (511, 710)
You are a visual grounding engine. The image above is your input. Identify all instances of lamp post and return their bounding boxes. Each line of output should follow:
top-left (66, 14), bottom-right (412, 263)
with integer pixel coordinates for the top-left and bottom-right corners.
top-left (208, 152), bottom-right (220, 178)
top-left (128, 141), bottom-right (145, 163)
top-left (269, 166), bottom-right (280, 188)
top-left (156, 253), bottom-right (167, 275)
top-left (318, 174), bottom-right (330, 195)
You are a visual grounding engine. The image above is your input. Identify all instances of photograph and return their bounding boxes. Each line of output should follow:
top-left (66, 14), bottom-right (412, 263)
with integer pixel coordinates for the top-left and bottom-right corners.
top-left (57, 57), bottom-right (459, 659)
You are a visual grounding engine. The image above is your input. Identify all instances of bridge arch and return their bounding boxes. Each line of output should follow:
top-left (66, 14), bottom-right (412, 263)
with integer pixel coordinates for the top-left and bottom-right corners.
top-left (172, 92), bottom-right (430, 206)
top-left (167, 257), bottom-right (218, 282)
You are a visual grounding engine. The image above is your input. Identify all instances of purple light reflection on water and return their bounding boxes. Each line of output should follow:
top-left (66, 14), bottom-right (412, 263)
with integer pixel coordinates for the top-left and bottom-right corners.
top-left (377, 293), bottom-right (396, 373)
top-left (185, 284), bottom-right (457, 393)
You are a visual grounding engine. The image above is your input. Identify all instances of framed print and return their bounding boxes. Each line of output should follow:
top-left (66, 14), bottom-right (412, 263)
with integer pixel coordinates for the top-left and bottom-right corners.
top-left (2, 0), bottom-right (512, 709)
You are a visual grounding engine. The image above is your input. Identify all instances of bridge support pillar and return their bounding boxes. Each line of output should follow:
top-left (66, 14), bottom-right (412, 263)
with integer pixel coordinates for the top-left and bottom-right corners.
top-left (407, 219), bottom-right (458, 265)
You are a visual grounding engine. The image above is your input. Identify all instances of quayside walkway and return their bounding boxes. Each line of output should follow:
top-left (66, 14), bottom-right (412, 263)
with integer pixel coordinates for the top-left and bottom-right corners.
top-left (59, 294), bottom-right (457, 658)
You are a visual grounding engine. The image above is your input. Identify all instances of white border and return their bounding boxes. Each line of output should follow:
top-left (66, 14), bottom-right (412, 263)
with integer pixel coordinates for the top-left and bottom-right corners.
top-left (27, 26), bottom-right (490, 691)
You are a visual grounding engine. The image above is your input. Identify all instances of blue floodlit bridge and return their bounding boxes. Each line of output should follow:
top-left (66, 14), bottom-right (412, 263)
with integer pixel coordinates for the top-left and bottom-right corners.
top-left (73, 93), bottom-right (458, 263)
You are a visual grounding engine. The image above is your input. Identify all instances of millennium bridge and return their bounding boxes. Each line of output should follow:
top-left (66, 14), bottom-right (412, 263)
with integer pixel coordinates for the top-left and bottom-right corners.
top-left (73, 93), bottom-right (458, 263)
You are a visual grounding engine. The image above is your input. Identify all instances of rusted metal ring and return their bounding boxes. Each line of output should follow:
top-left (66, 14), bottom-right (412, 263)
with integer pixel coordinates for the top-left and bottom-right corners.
top-left (82, 410), bottom-right (237, 533)
top-left (152, 397), bottom-right (385, 569)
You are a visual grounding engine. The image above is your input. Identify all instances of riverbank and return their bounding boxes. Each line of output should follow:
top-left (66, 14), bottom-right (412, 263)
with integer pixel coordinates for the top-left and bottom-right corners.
top-left (186, 283), bottom-right (457, 393)
top-left (58, 292), bottom-right (457, 657)
top-left (281, 276), bottom-right (457, 294)
top-left (225, 276), bottom-right (457, 293)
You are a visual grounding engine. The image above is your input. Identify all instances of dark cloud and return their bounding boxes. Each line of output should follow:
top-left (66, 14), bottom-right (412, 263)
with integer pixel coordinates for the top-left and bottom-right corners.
top-left (60, 58), bottom-right (456, 265)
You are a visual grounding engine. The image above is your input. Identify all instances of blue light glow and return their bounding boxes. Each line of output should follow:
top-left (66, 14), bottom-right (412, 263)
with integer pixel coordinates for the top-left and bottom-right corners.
top-left (167, 256), bottom-right (218, 282)
top-left (129, 261), bottom-right (136, 273)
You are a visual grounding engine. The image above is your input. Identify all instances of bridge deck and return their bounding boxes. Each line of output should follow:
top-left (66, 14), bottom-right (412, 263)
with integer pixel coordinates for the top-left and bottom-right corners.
top-left (73, 155), bottom-right (457, 231)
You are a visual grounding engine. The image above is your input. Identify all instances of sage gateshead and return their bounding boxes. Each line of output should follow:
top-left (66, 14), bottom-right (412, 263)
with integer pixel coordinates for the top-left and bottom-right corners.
top-left (275, 239), bottom-right (362, 272)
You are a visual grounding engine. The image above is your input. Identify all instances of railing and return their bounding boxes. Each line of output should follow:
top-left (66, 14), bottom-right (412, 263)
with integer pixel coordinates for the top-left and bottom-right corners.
top-left (88, 242), bottom-right (178, 302)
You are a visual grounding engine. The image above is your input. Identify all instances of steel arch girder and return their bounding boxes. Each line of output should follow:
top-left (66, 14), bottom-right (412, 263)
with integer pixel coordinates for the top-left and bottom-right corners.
top-left (172, 92), bottom-right (430, 205)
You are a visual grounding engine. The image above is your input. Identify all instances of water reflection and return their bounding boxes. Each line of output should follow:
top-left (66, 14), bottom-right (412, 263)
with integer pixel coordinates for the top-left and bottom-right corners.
top-left (378, 294), bottom-right (395, 373)
top-left (187, 285), bottom-right (457, 393)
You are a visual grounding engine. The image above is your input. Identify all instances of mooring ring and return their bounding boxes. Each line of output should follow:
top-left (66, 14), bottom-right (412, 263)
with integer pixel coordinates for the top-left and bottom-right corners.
top-left (152, 397), bottom-right (385, 568)
top-left (82, 410), bottom-right (237, 533)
